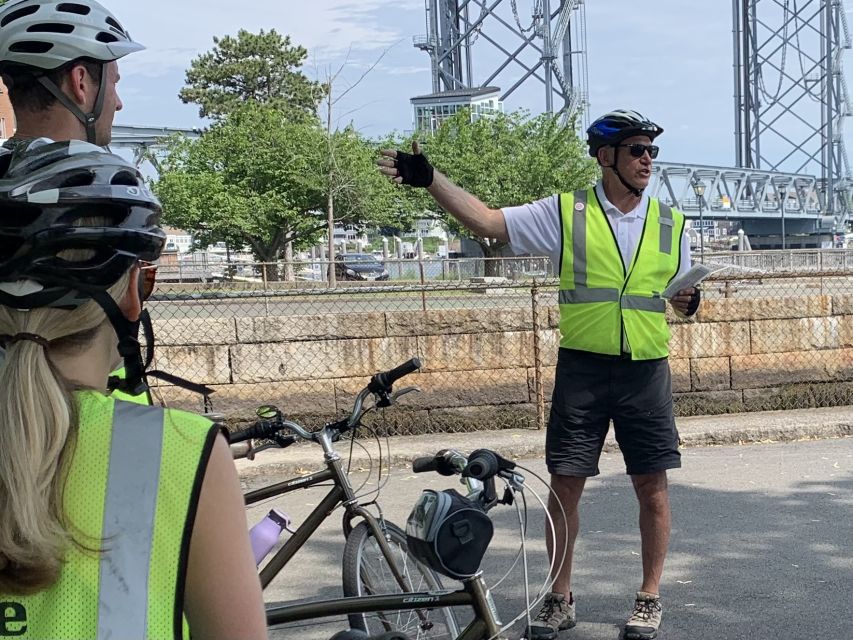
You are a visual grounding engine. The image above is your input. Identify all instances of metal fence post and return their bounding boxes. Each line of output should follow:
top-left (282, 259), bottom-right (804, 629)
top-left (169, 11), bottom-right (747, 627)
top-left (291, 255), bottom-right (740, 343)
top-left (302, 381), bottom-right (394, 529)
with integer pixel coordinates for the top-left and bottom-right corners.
top-left (531, 281), bottom-right (546, 430)
top-left (262, 262), bottom-right (271, 316)
top-left (419, 262), bottom-right (427, 311)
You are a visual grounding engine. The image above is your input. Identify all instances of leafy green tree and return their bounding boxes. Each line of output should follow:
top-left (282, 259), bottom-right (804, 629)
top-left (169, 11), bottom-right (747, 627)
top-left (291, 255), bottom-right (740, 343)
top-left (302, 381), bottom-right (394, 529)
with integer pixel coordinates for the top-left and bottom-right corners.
top-left (179, 29), bottom-right (326, 120)
top-left (400, 109), bottom-right (598, 264)
top-left (153, 104), bottom-right (405, 280)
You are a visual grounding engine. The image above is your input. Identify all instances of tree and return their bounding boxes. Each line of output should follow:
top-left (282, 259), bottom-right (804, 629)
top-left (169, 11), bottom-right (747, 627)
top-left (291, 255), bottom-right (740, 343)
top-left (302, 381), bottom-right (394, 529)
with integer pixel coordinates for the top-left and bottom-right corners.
top-left (180, 29), bottom-right (326, 120)
top-left (400, 110), bottom-right (599, 270)
top-left (153, 103), bottom-right (406, 281)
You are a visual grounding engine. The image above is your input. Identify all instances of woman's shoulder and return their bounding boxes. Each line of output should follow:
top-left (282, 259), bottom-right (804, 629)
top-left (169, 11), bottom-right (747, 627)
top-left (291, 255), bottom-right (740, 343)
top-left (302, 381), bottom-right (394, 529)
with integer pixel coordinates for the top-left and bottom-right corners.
top-left (76, 389), bottom-right (217, 437)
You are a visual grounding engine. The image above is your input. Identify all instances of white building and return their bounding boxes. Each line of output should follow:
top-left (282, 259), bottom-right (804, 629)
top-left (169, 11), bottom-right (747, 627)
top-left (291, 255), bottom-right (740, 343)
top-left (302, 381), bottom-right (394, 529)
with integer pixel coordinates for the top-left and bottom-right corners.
top-left (162, 226), bottom-right (194, 253)
top-left (410, 218), bottom-right (449, 242)
top-left (331, 224), bottom-right (368, 249)
top-left (411, 87), bottom-right (504, 133)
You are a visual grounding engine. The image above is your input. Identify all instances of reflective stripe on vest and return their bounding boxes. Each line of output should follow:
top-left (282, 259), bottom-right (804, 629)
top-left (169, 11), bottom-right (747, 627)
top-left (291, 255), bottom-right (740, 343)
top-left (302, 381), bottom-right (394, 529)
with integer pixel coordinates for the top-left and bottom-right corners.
top-left (558, 189), bottom-right (683, 359)
top-left (8, 392), bottom-right (215, 639)
top-left (558, 289), bottom-right (666, 313)
top-left (659, 203), bottom-right (674, 255)
top-left (98, 401), bottom-right (164, 639)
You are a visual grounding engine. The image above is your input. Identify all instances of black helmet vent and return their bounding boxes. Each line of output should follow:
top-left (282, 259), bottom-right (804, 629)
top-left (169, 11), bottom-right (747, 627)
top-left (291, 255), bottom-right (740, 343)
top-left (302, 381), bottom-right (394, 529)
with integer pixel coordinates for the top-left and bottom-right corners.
top-left (56, 3), bottom-right (91, 16)
top-left (104, 16), bottom-right (126, 35)
top-left (58, 172), bottom-right (95, 189)
top-left (95, 31), bottom-right (118, 43)
top-left (27, 22), bottom-right (75, 34)
top-left (9, 41), bottom-right (53, 54)
top-left (110, 171), bottom-right (138, 186)
top-left (1, 4), bottom-right (39, 28)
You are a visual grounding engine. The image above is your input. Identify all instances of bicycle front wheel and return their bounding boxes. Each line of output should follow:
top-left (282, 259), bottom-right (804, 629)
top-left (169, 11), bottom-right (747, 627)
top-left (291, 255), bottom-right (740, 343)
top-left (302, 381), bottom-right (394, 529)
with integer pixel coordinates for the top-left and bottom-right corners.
top-left (342, 520), bottom-right (460, 640)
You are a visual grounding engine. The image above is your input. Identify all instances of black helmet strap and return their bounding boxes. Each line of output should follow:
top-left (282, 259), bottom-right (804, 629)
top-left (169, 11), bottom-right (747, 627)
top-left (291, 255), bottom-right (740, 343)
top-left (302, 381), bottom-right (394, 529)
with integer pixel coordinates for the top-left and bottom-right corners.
top-left (602, 146), bottom-right (644, 198)
top-left (36, 62), bottom-right (108, 145)
top-left (93, 288), bottom-right (148, 397)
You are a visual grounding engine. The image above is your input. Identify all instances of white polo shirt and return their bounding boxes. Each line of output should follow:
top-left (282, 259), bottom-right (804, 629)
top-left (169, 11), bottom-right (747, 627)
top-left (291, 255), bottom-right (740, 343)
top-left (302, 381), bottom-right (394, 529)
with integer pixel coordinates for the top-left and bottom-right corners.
top-left (502, 181), bottom-right (692, 279)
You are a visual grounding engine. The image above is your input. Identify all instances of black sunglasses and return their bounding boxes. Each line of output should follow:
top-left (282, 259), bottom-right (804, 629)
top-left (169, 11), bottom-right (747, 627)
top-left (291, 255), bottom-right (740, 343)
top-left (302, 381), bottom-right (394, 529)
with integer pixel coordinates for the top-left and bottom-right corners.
top-left (616, 143), bottom-right (659, 159)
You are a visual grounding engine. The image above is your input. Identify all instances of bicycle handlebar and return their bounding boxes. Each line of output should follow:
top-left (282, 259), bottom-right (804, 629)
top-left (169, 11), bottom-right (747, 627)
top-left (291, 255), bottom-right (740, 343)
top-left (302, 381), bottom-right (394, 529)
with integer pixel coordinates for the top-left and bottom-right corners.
top-left (412, 448), bottom-right (516, 481)
top-left (367, 357), bottom-right (421, 394)
top-left (412, 449), bottom-right (468, 476)
top-left (227, 358), bottom-right (422, 451)
top-left (464, 448), bottom-right (517, 480)
top-left (229, 420), bottom-right (288, 444)
top-left (412, 448), bottom-right (523, 509)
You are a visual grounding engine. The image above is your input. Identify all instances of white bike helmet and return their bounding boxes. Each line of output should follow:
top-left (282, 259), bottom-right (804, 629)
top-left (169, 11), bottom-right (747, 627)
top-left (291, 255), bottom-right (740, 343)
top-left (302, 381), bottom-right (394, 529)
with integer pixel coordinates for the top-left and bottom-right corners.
top-left (0, 0), bottom-right (143, 69)
top-left (0, 0), bottom-right (144, 143)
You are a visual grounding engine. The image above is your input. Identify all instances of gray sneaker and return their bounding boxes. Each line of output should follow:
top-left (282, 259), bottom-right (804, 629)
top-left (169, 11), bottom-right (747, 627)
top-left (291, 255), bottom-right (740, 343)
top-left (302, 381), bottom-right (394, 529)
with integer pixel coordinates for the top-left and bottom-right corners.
top-left (526, 592), bottom-right (576, 640)
top-left (624, 591), bottom-right (662, 640)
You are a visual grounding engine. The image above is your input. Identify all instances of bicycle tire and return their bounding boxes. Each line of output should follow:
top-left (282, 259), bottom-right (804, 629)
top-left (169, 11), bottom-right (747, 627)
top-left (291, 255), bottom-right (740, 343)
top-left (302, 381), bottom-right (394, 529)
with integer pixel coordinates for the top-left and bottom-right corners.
top-left (342, 520), bottom-right (460, 640)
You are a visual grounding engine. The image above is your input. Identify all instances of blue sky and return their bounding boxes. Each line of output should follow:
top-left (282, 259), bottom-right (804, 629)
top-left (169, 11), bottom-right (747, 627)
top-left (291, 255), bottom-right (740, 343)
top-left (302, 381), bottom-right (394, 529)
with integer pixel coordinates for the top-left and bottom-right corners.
top-left (109, 0), bottom-right (852, 172)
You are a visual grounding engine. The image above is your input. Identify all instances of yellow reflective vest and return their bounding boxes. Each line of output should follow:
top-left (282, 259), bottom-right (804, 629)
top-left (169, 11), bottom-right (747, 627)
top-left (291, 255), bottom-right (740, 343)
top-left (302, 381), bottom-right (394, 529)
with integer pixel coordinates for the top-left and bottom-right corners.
top-left (4, 392), bottom-right (217, 639)
top-left (558, 189), bottom-right (685, 360)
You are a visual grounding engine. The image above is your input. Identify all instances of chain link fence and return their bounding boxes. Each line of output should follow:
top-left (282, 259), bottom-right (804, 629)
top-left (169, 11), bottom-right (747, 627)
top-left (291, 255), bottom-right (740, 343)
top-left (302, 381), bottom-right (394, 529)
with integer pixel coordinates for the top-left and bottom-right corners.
top-left (143, 252), bottom-right (853, 433)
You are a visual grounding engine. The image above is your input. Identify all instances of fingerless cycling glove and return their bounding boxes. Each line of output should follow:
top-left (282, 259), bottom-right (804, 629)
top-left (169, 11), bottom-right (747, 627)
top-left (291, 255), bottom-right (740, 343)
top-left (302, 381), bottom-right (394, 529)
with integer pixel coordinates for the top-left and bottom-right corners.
top-left (395, 150), bottom-right (434, 188)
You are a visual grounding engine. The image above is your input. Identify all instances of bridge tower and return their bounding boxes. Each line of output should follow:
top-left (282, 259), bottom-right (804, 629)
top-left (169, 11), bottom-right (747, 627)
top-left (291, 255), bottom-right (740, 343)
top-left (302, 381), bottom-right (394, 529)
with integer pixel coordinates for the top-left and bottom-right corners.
top-left (413, 0), bottom-right (590, 129)
top-left (734, 0), bottom-right (853, 224)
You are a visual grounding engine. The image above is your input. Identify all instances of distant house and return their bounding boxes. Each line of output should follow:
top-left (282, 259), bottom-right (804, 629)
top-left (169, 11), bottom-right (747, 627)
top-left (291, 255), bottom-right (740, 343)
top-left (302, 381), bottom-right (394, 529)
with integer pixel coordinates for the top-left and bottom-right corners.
top-left (410, 86), bottom-right (504, 133)
top-left (162, 226), bottom-right (194, 253)
top-left (409, 218), bottom-right (448, 242)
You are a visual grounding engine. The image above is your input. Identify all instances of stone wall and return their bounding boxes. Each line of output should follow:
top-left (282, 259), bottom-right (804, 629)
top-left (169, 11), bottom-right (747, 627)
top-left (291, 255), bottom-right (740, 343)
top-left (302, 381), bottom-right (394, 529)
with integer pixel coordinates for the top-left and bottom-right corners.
top-left (148, 293), bottom-right (853, 431)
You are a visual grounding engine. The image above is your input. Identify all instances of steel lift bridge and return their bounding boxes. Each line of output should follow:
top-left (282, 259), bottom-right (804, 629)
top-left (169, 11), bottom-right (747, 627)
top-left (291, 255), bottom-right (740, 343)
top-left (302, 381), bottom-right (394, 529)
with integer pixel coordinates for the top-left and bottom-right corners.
top-left (108, 124), bottom-right (200, 169)
top-left (413, 0), bottom-right (853, 245)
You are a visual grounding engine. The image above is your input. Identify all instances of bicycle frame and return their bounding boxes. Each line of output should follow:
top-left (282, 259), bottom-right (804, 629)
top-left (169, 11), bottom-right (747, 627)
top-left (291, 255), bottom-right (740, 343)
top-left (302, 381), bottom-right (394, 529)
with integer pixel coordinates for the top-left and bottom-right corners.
top-left (244, 439), bottom-right (411, 594)
top-left (266, 572), bottom-right (504, 640)
top-left (235, 363), bottom-right (510, 636)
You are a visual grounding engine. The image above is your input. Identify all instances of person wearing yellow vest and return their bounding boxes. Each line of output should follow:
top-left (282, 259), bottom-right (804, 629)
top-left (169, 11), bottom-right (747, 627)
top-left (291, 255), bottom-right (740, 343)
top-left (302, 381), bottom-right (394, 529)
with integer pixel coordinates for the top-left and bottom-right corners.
top-left (0, 142), bottom-right (267, 638)
top-left (377, 109), bottom-right (699, 640)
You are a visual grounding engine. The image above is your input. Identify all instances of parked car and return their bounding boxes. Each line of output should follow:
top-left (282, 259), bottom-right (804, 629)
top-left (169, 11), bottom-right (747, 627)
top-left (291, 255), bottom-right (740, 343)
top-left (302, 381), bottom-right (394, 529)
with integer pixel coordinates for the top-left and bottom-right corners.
top-left (335, 253), bottom-right (390, 281)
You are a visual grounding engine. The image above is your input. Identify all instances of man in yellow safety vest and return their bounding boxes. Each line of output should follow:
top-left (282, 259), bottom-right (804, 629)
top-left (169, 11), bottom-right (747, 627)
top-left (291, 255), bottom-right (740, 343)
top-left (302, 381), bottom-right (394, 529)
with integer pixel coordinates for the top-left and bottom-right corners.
top-left (377, 109), bottom-right (700, 640)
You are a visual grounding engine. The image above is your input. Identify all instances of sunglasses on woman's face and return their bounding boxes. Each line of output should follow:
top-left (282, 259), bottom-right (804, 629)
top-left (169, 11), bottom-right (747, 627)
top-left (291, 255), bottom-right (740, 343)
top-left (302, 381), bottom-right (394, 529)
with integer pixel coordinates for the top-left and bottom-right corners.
top-left (139, 261), bottom-right (158, 301)
top-left (616, 143), bottom-right (660, 159)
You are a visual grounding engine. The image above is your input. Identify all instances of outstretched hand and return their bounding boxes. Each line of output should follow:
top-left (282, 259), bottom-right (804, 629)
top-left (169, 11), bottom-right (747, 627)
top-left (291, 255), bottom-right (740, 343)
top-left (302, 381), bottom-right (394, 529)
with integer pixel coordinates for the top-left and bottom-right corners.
top-left (376, 141), bottom-right (434, 188)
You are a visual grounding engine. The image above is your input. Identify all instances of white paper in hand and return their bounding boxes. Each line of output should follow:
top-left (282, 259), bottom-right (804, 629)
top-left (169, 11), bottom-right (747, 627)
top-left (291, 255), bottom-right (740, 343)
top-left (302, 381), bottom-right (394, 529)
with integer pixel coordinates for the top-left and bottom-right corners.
top-left (662, 263), bottom-right (723, 299)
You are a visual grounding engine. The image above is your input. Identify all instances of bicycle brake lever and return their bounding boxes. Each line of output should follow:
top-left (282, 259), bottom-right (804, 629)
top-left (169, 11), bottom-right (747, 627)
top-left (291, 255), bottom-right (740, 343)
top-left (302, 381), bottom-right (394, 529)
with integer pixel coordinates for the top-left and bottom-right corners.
top-left (502, 470), bottom-right (526, 492)
top-left (249, 443), bottom-right (278, 457)
top-left (375, 386), bottom-right (421, 409)
top-left (390, 386), bottom-right (421, 401)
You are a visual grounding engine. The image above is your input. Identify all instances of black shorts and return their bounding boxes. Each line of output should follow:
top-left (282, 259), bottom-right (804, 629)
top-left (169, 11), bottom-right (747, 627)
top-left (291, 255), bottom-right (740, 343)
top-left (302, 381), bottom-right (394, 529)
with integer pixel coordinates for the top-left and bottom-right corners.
top-left (545, 349), bottom-right (681, 477)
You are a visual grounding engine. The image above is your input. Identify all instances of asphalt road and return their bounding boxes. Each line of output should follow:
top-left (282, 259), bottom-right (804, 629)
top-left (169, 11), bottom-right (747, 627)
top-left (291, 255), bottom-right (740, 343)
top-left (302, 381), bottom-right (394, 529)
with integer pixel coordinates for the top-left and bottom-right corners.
top-left (248, 437), bottom-right (853, 640)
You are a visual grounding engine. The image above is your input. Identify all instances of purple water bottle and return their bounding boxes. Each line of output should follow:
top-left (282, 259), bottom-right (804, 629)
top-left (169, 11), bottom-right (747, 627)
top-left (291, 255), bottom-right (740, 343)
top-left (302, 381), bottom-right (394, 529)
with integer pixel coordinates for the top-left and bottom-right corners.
top-left (249, 509), bottom-right (291, 566)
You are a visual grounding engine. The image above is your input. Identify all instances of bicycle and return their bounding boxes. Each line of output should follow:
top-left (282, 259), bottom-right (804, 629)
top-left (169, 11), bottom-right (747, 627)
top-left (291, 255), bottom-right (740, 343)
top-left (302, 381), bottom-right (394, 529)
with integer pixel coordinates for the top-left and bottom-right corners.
top-left (263, 446), bottom-right (549, 640)
top-left (228, 358), bottom-right (460, 638)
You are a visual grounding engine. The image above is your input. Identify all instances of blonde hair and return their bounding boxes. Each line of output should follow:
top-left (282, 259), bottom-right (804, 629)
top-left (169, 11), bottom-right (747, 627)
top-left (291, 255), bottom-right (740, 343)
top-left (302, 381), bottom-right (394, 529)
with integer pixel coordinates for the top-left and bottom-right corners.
top-left (0, 252), bottom-right (133, 594)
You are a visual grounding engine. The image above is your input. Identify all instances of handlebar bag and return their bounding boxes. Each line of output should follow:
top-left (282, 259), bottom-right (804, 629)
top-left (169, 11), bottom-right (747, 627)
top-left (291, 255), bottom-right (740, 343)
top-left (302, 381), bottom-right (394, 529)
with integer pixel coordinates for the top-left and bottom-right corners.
top-left (405, 488), bottom-right (493, 580)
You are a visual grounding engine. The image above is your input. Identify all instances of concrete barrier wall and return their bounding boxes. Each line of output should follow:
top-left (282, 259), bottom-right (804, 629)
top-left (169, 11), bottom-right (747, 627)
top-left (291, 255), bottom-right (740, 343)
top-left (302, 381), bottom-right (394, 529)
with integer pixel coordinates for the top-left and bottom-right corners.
top-left (148, 293), bottom-right (853, 429)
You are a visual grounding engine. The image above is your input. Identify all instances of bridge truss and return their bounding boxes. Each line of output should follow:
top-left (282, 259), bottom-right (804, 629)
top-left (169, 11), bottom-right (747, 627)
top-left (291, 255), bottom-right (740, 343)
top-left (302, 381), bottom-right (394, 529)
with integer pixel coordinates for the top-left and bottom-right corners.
top-left (413, 0), bottom-right (590, 128)
top-left (412, 0), bottom-right (853, 237)
top-left (651, 162), bottom-right (832, 221)
top-left (109, 124), bottom-right (200, 167)
top-left (734, 0), bottom-right (853, 224)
